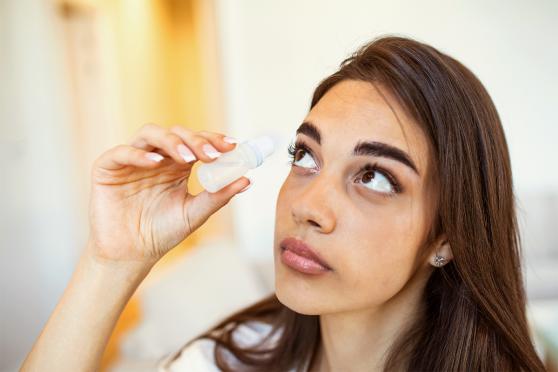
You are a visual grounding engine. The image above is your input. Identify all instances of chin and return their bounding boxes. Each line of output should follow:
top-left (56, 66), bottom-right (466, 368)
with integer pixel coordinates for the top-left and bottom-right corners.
top-left (275, 284), bottom-right (324, 315)
top-left (273, 265), bottom-right (330, 315)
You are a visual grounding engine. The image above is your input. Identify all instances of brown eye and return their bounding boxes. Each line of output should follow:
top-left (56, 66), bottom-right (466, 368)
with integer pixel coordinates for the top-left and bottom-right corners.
top-left (356, 164), bottom-right (401, 197)
top-left (362, 171), bottom-right (374, 183)
top-left (294, 149), bottom-right (305, 162)
top-left (287, 141), bottom-right (317, 169)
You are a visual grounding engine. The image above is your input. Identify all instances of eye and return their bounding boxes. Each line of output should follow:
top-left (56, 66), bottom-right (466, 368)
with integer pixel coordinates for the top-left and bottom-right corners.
top-left (287, 141), bottom-right (403, 198)
top-left (286, 141), bottom-right (317, 170)
top-left (355, 163), bottom-right (402, 198)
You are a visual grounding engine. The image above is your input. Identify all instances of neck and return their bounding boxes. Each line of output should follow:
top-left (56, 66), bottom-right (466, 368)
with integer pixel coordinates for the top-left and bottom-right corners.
top-left (309, 272), bottom-right (429, 372)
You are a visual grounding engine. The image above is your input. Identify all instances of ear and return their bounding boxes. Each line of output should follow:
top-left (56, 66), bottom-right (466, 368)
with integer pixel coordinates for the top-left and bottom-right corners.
top-left (429, 237), bottom-right (453, 268)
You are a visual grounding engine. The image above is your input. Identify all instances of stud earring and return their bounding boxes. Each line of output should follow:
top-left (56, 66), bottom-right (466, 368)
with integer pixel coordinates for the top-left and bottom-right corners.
top-left (434, 255), bottom-right (447, 267)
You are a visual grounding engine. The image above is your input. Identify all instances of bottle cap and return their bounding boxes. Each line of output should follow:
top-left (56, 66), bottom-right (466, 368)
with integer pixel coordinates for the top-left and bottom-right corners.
top-left (245, 135), bottom-right (277, 166)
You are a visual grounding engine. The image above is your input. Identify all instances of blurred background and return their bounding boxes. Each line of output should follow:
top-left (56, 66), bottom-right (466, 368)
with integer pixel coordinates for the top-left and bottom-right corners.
top-left (1, 0), bottom-right (557, 370)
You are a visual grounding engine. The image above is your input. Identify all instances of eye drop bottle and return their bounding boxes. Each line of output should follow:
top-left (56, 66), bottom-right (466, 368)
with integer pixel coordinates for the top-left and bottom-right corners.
top-left (197, 135), bottom-right (276, 193)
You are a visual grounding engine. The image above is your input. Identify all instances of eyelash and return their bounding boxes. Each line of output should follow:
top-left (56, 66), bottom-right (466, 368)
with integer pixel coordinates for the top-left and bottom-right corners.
top-left (286, 140), bottom-right (403, 198)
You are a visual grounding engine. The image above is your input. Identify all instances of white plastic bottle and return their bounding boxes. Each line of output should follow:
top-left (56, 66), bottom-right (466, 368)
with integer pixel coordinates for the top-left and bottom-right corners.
top-left (197, 135), bottom-right (276, 193)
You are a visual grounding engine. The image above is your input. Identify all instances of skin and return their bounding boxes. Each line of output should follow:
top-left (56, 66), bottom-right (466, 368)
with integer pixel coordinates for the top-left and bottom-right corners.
top-left (273, 79), bottom-right (453, 371)
top-left (21, 125), bottom-right (251, 371)
top-left (21, 79), bottom-right (453, 372)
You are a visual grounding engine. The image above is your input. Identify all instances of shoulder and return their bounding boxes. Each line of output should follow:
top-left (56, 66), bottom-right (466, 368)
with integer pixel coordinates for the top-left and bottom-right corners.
top-left (157, 337), bottom-right (218, 372)
top-left (157, 321), bottom-right (278, 372)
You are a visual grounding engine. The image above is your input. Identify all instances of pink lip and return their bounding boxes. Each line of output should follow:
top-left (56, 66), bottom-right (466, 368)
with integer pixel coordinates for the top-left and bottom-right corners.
top-left (280, 237), bottom-right (332, 275)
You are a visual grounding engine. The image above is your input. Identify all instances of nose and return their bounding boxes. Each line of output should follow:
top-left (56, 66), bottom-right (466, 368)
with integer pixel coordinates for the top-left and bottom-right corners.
top-left (290, 174), bottom-right (336, 233)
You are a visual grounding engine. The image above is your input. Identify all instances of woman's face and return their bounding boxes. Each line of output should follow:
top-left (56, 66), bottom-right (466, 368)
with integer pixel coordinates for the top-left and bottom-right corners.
top-left (273, 79), bottom-right (439, 315)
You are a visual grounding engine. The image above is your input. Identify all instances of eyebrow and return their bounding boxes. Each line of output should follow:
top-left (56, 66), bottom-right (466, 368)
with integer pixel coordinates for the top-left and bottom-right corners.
top-left (296, 121), bottom-right (420, 175)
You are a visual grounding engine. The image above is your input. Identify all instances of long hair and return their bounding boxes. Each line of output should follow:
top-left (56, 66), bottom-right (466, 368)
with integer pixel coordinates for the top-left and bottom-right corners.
top-left (165, 36), bottom-right (546, 371)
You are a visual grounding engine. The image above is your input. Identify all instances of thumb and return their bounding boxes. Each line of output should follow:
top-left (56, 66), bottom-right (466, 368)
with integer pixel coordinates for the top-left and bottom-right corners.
top-left (184, 176), bottom-right (252, 232)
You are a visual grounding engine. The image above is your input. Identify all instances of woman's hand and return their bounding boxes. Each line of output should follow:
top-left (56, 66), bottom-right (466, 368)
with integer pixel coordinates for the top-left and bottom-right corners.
top-left (21, 124), bottom-right (250, 372)
top-left (88, 124), bottom-right (250, 265)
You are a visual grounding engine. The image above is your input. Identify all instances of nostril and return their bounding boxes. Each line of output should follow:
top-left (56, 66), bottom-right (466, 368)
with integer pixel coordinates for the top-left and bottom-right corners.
top-left (308, 219), bottom-right (320, 228)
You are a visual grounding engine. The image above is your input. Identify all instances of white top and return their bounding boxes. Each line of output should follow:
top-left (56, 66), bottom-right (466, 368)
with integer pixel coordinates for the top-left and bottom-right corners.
top-left (157, 321), bottom-right (307, 371)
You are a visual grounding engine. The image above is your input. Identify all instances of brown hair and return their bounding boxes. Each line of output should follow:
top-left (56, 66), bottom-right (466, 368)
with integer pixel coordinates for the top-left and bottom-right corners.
top-left (164, 35), bottom-right (546, 371)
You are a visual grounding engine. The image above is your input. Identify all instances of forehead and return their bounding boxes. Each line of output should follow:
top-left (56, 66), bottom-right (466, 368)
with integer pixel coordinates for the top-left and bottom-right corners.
top-left (304, 79), bottom-right (429, 176)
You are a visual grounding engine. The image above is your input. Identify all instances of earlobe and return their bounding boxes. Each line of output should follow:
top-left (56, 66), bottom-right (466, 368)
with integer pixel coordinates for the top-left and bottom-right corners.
top-left (431, 241), bottom-right (453, 268)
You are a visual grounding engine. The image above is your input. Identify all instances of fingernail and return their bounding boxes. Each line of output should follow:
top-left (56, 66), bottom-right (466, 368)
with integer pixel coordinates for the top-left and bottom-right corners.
top-left (239, 180), bottom-right (252, 193)
top-left (146, 152), bottom-right (164, 162)
top-left (223, 136), bottom-right (238, 144)
top-left (202, 144), bottom-right (222, 159)
top-left (178, 144), bottom-right (196, 162)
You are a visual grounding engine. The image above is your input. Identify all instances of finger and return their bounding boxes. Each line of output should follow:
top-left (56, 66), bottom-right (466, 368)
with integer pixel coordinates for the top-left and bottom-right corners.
top-left (196, 130), bottom-right (239, 153)
top-left (237, 177), bottom-right (253, 193)
top-left (94, 144), bottom-right (168, 171)
top-left (169, 126), bottom-right (238, 163)
top-left (129, 123), bottom-right (197, 165)
top-left (184, 177), bottom-right (251, 232)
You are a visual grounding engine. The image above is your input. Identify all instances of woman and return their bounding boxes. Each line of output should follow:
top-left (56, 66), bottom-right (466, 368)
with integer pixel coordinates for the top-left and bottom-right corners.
top-left (22, 36), bottom-right (546, 371)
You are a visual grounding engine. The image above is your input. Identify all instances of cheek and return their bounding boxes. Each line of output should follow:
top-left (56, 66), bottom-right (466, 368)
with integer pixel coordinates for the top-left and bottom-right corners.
top-left (274, 174), bottom-right (305, 237)
top-left (337, 207), bottom-right (422, 305)
top-left (274, 181), bottom-right (292, 233)
top-left (275, 175), bottom-right (295, 212)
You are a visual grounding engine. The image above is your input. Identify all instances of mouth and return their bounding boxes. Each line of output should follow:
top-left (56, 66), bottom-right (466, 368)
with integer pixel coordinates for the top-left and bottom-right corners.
top-left (279, 237), bottom-right (332, 275)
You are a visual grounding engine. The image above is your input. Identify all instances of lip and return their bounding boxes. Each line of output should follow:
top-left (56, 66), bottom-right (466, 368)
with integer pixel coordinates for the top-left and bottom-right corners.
top-left (280, 237), bottom-right (332, 275)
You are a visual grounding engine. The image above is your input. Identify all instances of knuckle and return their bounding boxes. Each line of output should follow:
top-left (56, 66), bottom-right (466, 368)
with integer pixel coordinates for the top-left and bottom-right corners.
top-left (164, 133), bottom-right (182, 146)
top-left (170, 125), bottom-right (189, 134)
top-left (199, 130), bottom-right (222, 139)
top-left (92, 157), bottom-right (102, 169)
top-left (114, 144), bottom-right (129, 152)
top-left (188, 136), bottom-right (206, 148)
top-left (220, 198), bottom-right (231, 207)
top-left (92, 152), bottom-right (109, 169)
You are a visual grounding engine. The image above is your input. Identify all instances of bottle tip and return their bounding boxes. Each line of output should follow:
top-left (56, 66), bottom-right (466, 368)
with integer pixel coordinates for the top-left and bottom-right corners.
top-left (248, 136), bottom-right (276, 159)
top-left (263, 132), bottom-right (284, 150)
